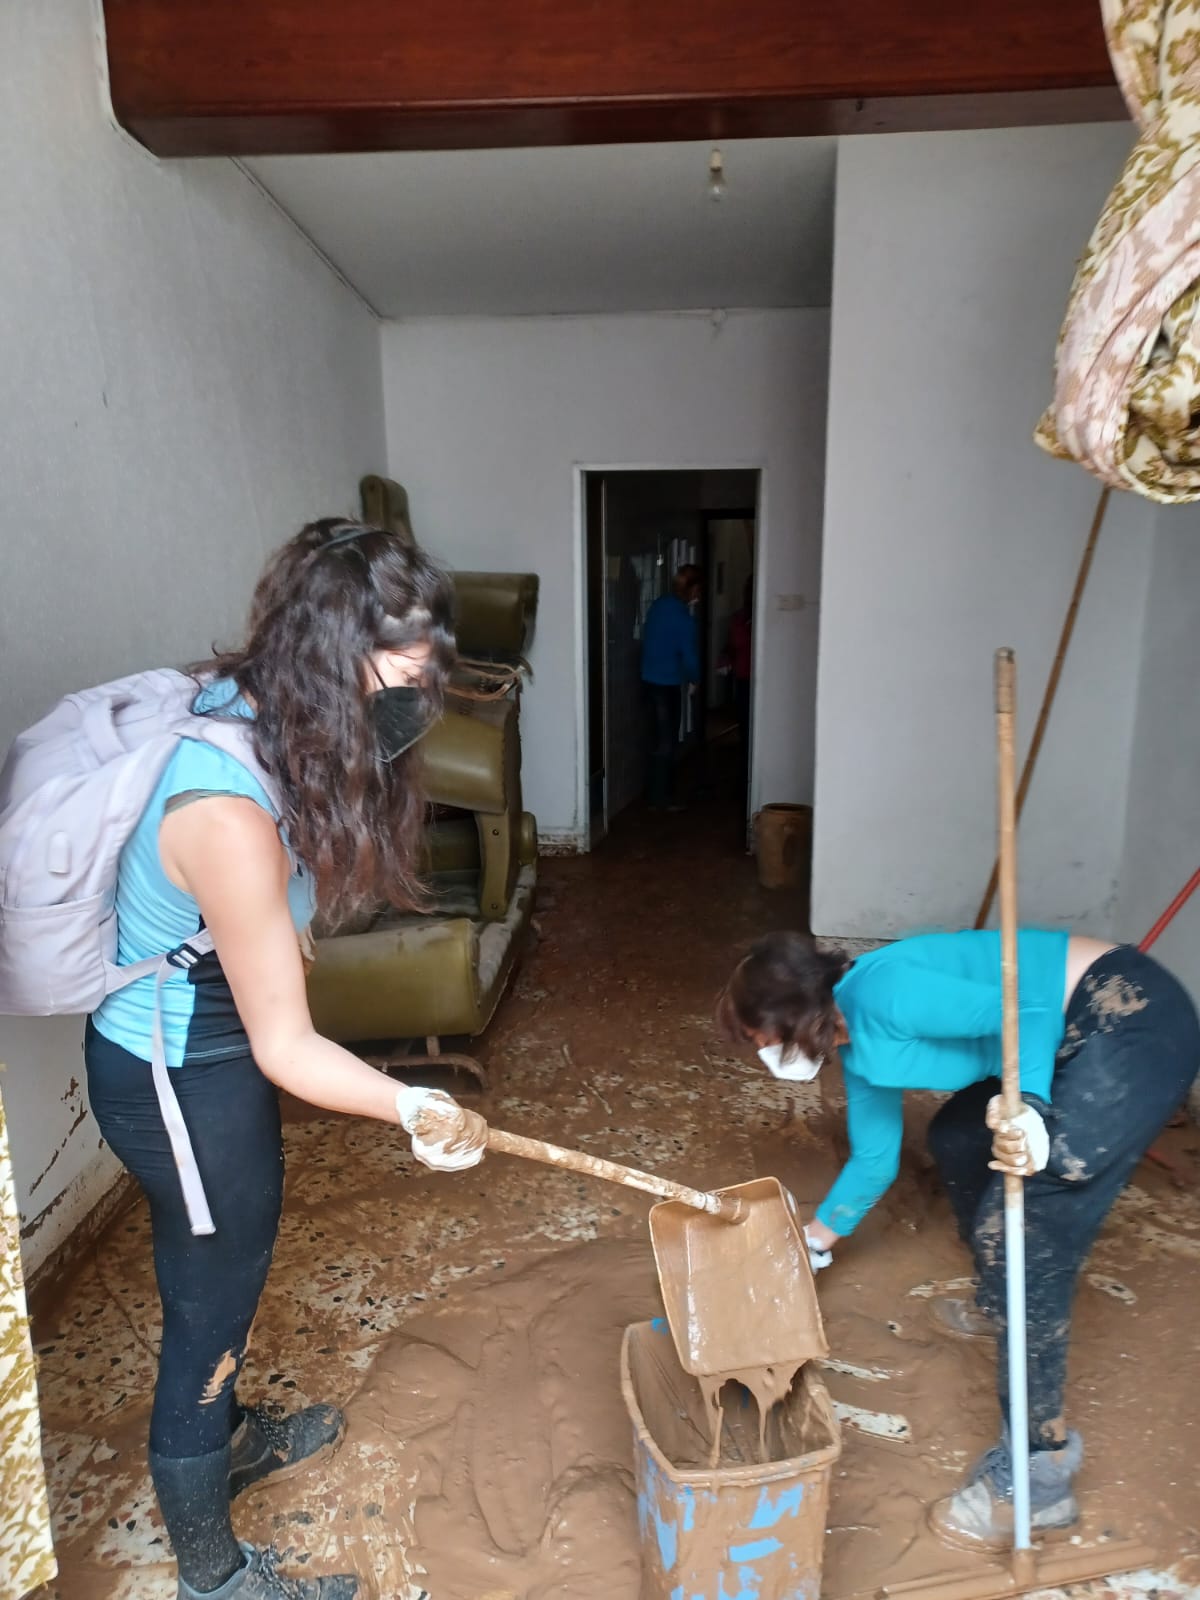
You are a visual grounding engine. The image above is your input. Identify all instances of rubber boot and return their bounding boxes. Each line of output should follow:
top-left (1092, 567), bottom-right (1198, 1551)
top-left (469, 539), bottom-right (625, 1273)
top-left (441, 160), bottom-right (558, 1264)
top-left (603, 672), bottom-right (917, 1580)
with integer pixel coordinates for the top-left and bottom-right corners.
top-left (229, 1403), bottom-right (345, 1500)
top-left (151, 1445), bottom-right (358, 1599)
top-left (177, 1542), bottom-right (359, 1599)
top-left (928, 1429), bottom-right (1083, 1552)
top-left (150, 1446), bottom-right (244, 1595)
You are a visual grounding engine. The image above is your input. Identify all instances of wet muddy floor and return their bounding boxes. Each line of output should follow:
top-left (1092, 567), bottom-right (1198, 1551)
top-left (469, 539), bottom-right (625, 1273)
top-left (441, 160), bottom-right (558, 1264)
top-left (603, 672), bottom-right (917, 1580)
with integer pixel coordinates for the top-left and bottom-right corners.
top-left (27, 753), bottom-right (1200, 1599)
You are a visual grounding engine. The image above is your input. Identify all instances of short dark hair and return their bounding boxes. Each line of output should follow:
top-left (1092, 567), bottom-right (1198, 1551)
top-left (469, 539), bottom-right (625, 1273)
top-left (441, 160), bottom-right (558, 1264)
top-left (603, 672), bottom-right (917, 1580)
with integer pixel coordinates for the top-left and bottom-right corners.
top-left (716, 932), bottom-right (851, 1060)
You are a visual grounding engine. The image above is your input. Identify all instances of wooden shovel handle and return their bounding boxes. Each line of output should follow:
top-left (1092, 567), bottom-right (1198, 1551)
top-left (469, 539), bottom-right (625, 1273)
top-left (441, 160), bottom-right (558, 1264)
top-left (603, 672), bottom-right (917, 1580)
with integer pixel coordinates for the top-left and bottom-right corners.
top-left (485, 1127), bottom-right (746, 1222)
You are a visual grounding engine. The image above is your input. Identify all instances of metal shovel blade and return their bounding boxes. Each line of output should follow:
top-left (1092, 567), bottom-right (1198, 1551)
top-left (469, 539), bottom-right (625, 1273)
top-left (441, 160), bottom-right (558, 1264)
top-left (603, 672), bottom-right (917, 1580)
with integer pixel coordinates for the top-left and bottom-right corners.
top-left (649, 1176), bottom-right (829, 1379)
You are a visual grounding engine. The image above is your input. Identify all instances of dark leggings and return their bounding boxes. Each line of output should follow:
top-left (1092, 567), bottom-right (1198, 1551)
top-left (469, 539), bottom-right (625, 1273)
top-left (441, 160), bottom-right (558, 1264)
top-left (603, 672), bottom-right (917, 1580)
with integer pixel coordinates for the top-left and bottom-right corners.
top-left (84, 1022), bottom-right (284, 1458)
top-left (927, 947), bottom-right (1198, 1448)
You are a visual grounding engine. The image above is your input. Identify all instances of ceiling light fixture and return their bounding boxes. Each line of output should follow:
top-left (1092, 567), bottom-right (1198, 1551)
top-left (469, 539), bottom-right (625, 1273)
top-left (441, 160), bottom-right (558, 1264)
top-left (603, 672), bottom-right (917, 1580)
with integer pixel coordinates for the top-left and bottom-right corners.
top-left (708, 147), bottom-right (726, 202)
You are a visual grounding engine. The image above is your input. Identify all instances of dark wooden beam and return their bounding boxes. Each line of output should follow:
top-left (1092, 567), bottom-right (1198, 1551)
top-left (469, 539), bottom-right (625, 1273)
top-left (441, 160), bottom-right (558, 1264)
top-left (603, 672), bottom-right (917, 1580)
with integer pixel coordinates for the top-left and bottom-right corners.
top-left (102, 0), bottom-right (1126, 159)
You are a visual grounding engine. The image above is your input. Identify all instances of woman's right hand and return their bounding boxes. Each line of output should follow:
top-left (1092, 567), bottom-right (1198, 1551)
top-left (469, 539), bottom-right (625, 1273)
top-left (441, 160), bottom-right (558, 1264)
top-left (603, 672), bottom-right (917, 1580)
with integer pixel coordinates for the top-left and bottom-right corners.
top-left (395, 1086), bottom-right (489, 1171)
top-left (985, 1096), bottom-right (1049, 1176)
top-left (803, 1222), bottom-right (834, 1272)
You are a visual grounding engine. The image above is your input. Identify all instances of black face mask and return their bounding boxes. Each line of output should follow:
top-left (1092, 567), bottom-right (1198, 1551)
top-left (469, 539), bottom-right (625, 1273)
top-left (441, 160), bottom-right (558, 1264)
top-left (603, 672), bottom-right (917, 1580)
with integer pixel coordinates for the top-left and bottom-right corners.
top-left (369, 685), bottom-right (436, 762)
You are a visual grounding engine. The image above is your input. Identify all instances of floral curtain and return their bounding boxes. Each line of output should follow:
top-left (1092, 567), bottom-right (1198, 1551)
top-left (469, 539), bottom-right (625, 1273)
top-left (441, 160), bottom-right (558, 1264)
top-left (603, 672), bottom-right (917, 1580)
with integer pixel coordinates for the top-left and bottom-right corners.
top-left (1037, 0), bottom-right (1200, 502)
top-left (0, 1086), bottom-right (56, 1599)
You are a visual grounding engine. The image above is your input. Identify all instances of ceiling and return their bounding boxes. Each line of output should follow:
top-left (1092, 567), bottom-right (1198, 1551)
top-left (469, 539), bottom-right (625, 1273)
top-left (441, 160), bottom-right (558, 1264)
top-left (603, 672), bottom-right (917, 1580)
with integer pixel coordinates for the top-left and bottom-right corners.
top-left (246, 138), bottom-right (837, 319)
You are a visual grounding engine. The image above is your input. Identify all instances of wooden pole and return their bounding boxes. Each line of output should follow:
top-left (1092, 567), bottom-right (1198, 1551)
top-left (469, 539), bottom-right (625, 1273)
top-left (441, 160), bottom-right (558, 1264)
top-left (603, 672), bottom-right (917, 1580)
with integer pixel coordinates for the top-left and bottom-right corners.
top-left (484, 1126), bottom-right (747, 1222)
top-left (976, 489), bottom-right (1110, 929)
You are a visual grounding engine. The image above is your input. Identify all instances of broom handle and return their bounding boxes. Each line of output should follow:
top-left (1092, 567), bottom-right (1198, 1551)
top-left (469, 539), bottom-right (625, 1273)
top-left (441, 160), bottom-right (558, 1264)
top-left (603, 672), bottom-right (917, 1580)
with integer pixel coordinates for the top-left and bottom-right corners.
top-left (976, 488), bottom-right (1110, 929)
top-left (994, 648), bottom-right (1036, 1583)
top-left (485, 1127), bottom-right (746, 1222)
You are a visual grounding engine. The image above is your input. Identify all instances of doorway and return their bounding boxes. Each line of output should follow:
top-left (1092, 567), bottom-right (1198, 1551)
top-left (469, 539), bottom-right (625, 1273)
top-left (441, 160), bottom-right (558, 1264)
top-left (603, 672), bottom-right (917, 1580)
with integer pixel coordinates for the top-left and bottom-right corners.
top-left (582, 468), bottom-right (759, 842)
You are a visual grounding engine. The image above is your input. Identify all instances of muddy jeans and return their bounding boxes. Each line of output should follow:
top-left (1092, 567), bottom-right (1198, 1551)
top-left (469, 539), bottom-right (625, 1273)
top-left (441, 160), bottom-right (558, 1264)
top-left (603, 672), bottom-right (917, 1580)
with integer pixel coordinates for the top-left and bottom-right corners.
top-left (927, 946), bottom-right (1199, 1448)
top-left (84, 1022), bottom-right (283, 1457)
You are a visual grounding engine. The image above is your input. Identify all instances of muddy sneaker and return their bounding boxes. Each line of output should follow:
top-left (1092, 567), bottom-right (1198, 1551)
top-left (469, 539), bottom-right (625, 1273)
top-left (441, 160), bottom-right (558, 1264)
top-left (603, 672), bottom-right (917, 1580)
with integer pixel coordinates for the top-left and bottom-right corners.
top-left (927, 1295), bottom-right (995, 1341)
top-left (929, 1432), bottom-right (1082, 1552)
top-left (229, 1404), bottom-right (345, 1500)
top-left (178, 1542), bottom-right (358, 1599)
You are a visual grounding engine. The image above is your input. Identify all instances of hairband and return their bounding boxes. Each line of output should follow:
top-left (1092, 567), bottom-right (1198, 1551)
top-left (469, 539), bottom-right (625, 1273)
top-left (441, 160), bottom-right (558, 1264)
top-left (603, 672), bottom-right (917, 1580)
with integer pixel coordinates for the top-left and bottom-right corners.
top-left (320, 525), bottom-right (373, 552)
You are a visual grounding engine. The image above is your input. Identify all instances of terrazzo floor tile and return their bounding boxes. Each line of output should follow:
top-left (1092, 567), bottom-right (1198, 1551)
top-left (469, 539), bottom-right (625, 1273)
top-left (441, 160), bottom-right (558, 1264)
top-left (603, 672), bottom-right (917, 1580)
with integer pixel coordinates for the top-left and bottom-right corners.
top-left (23, 785), bottom-right (1200, 1600)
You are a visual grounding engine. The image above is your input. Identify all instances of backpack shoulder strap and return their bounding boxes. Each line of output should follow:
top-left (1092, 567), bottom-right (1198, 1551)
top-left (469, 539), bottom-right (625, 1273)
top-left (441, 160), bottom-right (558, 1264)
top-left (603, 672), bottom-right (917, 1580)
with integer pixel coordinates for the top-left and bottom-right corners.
top-left (175, 712), bottom-right (284, 821)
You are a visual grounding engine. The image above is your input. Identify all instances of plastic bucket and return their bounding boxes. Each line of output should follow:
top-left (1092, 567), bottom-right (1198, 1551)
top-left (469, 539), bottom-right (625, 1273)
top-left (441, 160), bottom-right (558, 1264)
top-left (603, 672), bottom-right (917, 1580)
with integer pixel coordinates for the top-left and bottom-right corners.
top-left (621, 1319), bottom-right (841, 1600)
top-left (754, 804), bottom-right (812, 891)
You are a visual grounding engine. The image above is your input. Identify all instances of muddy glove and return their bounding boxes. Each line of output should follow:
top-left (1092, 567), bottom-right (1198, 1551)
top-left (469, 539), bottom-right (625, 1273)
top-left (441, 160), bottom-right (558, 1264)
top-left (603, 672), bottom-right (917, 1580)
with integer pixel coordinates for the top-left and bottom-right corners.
top-left (986, 1096), bottom-right (1049, 1177)
top-left (803, 1224), bottom-right (833, 1273)
top-left (395, 1086), bottom-right (488, 1172)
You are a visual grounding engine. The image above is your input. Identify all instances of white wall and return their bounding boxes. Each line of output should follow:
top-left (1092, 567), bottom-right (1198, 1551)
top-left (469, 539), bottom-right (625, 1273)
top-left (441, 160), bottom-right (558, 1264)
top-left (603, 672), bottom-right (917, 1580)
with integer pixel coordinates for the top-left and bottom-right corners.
top-left (381, 311), bottom-right (830, 844)
top-left (1, 0), bottom-right (385, 1270)
top-left (814, 124), bottom-right (1158, 939)
top-left (1116, 504), bottom-right (1200, 994)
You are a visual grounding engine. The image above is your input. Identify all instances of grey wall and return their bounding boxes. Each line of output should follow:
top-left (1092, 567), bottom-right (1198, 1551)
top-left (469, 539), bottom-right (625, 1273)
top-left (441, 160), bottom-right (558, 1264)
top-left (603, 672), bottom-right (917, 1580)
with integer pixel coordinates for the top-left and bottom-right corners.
top-left (381, 310), bottom-right (829, 848)
top-left (1, 0), bottom-right (385, 1267)
top-left (1117, 504), bottom-right (1200, 995)
top-left (814, 124), bottom-right (1157, 939)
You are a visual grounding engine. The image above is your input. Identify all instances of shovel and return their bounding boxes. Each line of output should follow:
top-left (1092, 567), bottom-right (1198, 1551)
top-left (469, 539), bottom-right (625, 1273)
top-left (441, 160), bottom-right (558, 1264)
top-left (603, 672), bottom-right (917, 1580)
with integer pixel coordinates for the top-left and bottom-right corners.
top-left (481, 1130), bottom-right (827, 1386)
top-left (649, 1176), bottom-right (828, 1385)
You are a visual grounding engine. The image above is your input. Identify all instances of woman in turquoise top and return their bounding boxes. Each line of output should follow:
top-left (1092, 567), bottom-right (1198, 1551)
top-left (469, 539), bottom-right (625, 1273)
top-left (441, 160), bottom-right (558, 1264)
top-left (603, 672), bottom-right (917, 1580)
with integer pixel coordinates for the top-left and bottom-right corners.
top-left (83, 519), bottom-right (493, 1600)
top-left (718, 929), bottom-right (1198, 1552)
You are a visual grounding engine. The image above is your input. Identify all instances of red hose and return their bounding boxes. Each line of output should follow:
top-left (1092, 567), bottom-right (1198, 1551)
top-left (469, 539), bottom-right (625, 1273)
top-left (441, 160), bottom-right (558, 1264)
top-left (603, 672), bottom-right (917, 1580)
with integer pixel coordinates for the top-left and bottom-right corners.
top-left (1140, 866), bottom-right (1200, 952)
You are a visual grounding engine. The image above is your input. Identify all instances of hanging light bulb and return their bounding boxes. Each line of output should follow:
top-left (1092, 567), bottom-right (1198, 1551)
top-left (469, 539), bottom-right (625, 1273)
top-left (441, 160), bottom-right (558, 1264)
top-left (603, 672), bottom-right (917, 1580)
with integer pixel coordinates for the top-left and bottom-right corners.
top-left (708, 147), bottom-right (726, 203)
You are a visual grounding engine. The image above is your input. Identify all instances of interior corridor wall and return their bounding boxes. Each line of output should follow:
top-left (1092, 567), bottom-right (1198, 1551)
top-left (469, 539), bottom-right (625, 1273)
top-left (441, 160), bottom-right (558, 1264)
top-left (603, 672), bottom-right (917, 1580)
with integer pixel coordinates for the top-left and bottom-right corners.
top-left (0, 0), bottom-right (385, 1269)
top-left (1116, 504), bottom-right (1200, 1012)
top-left (381, 310), bottom-right (830, 847)
top-left (814, 123), bottom-right (1157, 940)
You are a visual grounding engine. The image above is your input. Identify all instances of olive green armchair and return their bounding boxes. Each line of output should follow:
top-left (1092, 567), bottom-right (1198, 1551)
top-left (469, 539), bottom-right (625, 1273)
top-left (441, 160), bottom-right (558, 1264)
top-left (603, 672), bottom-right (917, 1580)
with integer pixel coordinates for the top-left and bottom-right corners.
top-left (306, 493), bottom-right (539, 1087)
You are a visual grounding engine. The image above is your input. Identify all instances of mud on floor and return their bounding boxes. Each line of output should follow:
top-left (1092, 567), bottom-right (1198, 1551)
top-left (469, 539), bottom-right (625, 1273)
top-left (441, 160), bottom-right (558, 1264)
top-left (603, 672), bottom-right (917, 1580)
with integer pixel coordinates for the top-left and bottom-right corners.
top-left (26, 801), bottom-right (1200, 1599)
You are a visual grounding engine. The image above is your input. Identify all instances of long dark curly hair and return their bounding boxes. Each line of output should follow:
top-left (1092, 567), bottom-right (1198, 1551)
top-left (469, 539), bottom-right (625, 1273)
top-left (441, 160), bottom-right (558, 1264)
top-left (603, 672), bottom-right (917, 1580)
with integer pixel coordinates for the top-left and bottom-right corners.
top-left (199, 517), bottom-right (455, 924)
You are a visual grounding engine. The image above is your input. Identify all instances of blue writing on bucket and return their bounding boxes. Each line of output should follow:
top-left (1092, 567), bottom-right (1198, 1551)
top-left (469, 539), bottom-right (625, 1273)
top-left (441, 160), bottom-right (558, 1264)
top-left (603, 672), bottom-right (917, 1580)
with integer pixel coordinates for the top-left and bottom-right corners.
top-left (748, 1483), bottom-right (805, 1529)
top-left (729, 1537), bottom-right (782, 1564)
top-left (679, 1485), bottom-right (697, 1533)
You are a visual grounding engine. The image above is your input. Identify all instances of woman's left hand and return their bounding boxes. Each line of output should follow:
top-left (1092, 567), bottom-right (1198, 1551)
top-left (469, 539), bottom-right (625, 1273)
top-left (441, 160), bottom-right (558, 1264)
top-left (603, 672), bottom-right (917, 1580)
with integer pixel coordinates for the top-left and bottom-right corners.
top-left (986, 1096), bottom-right (1049, 1177)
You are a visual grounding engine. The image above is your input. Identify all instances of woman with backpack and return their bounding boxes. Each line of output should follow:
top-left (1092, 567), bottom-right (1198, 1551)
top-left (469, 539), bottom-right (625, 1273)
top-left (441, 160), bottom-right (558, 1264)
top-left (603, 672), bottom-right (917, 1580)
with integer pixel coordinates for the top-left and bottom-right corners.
top-left (80, 520), bottom-right (489, 1599)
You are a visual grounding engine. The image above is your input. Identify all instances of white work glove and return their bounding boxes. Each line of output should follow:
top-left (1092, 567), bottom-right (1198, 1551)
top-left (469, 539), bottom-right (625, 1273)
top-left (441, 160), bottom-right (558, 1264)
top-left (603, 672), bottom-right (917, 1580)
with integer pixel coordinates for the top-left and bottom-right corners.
top-left (986, 1096), bottom-right (1049, 1177)
top-left (395, 1086), bottom-right (488, 1172)
top-left (803, 1224), bottom-right (833, 1273)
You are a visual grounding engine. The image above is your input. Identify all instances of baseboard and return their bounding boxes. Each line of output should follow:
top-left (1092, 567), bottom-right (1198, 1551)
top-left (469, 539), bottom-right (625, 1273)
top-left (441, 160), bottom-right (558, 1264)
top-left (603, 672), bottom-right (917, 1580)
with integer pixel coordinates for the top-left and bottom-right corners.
top-left (26, 1169), bottom-right (140, 1323)
top-left (537, 830), bottom-right (587, 857)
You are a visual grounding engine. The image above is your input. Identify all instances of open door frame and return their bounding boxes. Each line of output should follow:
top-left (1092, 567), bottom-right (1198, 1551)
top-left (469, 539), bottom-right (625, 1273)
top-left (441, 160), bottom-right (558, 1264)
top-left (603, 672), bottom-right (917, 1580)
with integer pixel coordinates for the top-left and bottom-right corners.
top-left (576, 465), bottom-right (765, 851)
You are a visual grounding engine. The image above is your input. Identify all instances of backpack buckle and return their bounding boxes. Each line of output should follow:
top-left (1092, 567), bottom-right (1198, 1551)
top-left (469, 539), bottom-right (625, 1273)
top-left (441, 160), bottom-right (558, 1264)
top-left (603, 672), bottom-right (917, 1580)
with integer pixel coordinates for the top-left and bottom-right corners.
top-left (167, 941), bottom-right (206, 972)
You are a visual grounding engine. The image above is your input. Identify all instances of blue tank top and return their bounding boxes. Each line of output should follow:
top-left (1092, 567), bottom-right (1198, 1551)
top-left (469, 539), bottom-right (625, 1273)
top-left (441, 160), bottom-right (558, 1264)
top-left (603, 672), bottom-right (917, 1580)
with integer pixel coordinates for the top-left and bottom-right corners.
top-left (91, 682), bottom-right (316, 1068)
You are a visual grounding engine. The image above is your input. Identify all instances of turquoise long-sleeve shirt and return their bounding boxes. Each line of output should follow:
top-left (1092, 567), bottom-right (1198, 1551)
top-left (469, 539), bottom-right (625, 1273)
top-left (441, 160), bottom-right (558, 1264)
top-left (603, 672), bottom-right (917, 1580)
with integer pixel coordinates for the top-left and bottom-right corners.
top-left (816, 929), bottom-right (1069, 1237)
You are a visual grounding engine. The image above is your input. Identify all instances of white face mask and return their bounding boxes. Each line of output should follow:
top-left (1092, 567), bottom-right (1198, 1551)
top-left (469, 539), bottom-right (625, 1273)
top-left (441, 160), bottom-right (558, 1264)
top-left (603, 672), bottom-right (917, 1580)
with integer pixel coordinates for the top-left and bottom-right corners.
top-left (757, 1042), bottom-right (824, 1082)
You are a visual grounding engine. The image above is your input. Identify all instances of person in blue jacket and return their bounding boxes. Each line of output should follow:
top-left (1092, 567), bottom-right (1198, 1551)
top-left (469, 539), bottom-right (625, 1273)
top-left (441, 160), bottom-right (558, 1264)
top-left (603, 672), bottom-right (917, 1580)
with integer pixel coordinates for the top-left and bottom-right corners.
top-left (717, 928), bottom-right (1198, 1551)
top-left (640, 564), bottom-right (701, 810)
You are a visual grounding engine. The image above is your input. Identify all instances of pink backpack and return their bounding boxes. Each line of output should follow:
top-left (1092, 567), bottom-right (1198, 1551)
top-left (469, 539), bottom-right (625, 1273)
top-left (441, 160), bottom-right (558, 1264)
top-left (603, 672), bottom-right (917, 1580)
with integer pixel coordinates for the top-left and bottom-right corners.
top-left (0, 669), bottom-right (281, 1236)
